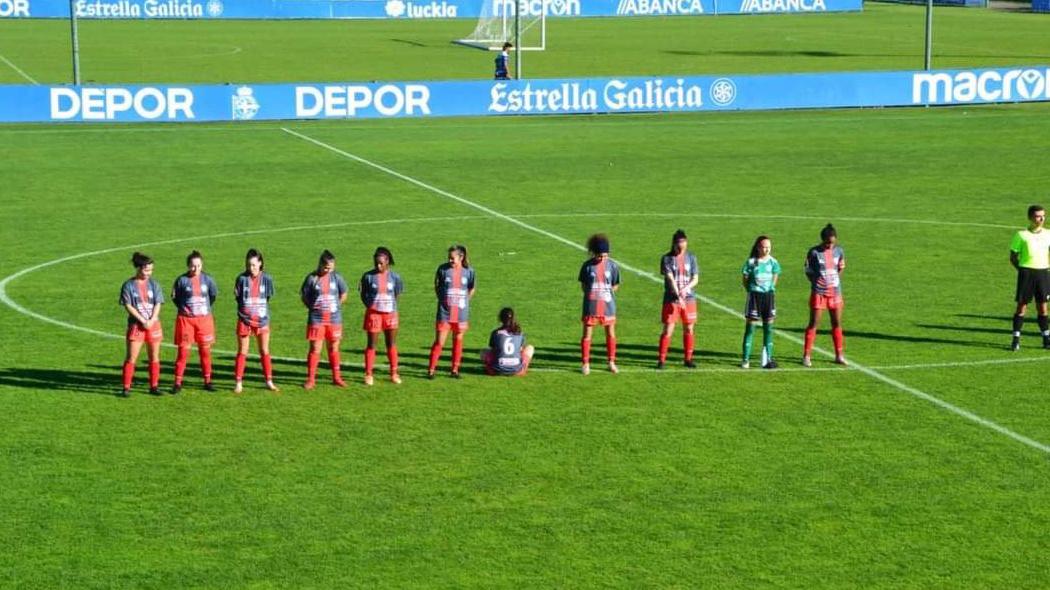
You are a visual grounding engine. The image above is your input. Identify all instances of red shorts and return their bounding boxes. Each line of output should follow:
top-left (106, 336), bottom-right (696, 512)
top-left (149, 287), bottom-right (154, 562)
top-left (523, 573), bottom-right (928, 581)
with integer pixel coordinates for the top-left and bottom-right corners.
top-left (662, 300), bottom-right (697, 325)
top-left (810, 293), bottom-right (844, 311)
top-left (436, 320), bottom-right (469, 334)
top-left (175, 315), bottom-right (215, 347)
top-left (306, 323), bottom-right (343, 342)
top-left (237, 320), bottom-right (270, 338)
top-left (126, 322), bottom-right (163, 344)
top-left (364, 309), bottom-right (399, 333)
top-left (582, 315), bottom-right (616, 327)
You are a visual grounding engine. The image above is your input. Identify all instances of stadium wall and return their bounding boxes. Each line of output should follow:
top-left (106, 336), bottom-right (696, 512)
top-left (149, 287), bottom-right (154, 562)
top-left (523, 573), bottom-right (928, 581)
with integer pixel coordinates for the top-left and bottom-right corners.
top-left (0, 0), bottom-right (862, 19)
top-left (1, 67), bottom-right (1048, 123)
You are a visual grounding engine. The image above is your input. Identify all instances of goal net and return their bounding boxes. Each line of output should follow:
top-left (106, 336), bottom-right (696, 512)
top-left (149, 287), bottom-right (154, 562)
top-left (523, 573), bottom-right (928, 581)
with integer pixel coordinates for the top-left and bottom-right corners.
top-left (454, 0), bottom-right (547, 51)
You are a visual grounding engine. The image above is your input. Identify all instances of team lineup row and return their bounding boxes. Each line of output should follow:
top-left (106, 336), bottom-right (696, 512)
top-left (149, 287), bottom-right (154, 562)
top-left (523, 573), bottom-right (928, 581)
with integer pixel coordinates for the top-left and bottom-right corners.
top-left (116, 227), bottom-right (848, 396)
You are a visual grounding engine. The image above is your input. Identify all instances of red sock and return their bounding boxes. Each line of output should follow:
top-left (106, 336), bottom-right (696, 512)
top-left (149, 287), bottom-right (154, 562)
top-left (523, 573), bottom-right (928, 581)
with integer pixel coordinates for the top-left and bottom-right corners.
top-left (658, 334), bottom-right (670, 362)
top-left (365, 347), bottom-right (376, 376)
top-left (388, 346), bottom-right (399, 374)
top-left (200, 347), bottom-right (213, 383)
top-left (428, 342), bottom-right (442, 373)
top-left (261, 354), bottom-right (273, 381)
top-left (684, 333), bottom-right (695, 361)
top-left (832, 327), bottom-right (844, 355)
top-left (328, 349), bottom-right (342, 381)
top-left (607, 336), bottom-right (617, 363)
top-left (148, 361), bottom-right (160, 388)
top-left (451, 339), bottom-right (463, 372)
top-left (122, 361), bottom-right (135, 389)
top-left (234, 354), bottom-right (247, 381)
top-left (581, 338), bottom-right (592, 364)
top-left (174, 347), bottom-right (188, 385)
top-left (804, 328), bottom-right (816, 356)
top-left (306, 351), bottom-right (319, 383)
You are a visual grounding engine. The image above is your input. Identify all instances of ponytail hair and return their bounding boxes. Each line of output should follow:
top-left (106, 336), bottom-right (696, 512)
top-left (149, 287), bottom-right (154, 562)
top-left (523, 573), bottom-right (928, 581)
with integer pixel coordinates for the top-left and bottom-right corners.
top-left (131, 252), bottom-right (153, 269)
top-left (185, 250), bottom-right (203, 266)
top-left (499, 307), bottom-right (521, 334)
top-left (749, 235), bottom-right (771, 260)
top-left (449, 244), bottom-right (470, 268)
top-left (820, 223), bottom-right (837, 243)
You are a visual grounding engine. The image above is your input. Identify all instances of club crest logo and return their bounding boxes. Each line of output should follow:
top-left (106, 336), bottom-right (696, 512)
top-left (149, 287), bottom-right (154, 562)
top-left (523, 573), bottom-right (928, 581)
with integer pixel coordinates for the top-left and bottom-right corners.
top-left (206, 0), bottom-right (223, 16)
top-left (231, 86), bottom-right (259, 120)
top-left (710, 78), bottom-right (736, 106)
top-left (385, 0), bottom-right (406, 16)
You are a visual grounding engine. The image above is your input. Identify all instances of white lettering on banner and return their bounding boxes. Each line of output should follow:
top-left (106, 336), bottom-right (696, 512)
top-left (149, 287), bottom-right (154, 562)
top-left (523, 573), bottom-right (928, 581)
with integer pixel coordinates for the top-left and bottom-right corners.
top-left (489, 79), bottom-right (703, 113)
top-left (739, 0), bottom-right (825, 12)
top-left (294, 85), bottom-right (431, 118)
top-left (384, 0), bottom-right (458, 17)
top-left (0, 0), bottom-right (30, 17)
top-left (493, 0), bottom-right (580, 17)
top-left (50, 87), bottom-right (195, 120)
top-left (913, 69), bottom-right (1050, 104)
top-left (74, 0), bottom-right (206, 18)
top-left (616, 0), bottom-right (704, 15)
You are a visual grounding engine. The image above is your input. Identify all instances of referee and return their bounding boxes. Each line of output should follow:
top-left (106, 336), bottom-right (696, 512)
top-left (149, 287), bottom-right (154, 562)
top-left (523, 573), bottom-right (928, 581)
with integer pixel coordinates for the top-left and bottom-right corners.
top-left (1010, 204), bottom-right (1050, 351)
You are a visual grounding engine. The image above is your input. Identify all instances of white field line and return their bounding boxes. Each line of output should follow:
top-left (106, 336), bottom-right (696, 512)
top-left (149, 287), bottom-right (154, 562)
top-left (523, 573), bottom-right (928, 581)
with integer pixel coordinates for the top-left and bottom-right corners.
top-left (280, 126), bottom-right (1050, 455)
top-left (0, 53), bottom-right (38, 85)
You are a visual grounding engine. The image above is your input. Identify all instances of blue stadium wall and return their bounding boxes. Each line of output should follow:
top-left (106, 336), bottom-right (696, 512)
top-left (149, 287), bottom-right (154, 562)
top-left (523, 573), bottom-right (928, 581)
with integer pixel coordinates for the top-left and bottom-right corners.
top-left (1, 67), bottom-right (1048, 123)
top-left (0, 0), bottom-right (861, 19)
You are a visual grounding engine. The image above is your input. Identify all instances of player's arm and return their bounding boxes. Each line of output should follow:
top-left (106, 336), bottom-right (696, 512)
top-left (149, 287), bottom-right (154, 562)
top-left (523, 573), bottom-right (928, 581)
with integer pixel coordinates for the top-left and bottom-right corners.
top-left (468, 270), bottom-right (476, 299)
top-left (149, 302), bottom-right (162, 327)
top-left (1009, 233), bottom-right (1023, 270)
top-left (433, 269), bottom-right (442, 298)
top-left (394, 275), bottom-right (403, 301)
top-left (1010, 251), bottom-right (1020, 270)
top-left (300, 276), bottom-right (312, 308)
top-left (611, 265), bottom-right (621, 292)
top-left (741, 261), bottom-right (751, 290)
top-left (772, 260), bottom-right (782, 288)
top-left (207, 276), bottom-right (218, 304)
top-left (124, 303), bottom-right (148, 327)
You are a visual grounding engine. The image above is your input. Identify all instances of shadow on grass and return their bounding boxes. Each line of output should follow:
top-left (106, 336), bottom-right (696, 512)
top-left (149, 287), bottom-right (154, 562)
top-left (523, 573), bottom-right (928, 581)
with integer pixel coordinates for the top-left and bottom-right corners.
top-left (778, 326), bottom-right (1001, 349)
top-left (0, 367), bottom-right (128, 397)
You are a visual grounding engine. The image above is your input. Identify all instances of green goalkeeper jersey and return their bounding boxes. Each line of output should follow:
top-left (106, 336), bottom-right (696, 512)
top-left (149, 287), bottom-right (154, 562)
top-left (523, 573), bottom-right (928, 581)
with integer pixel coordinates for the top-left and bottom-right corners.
top-left (742, 256), bottom-right (781, 293)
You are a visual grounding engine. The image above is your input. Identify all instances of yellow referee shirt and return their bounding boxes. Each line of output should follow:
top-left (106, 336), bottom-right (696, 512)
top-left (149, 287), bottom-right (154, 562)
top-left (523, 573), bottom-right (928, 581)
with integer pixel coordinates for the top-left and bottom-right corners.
top-left (1011, 228), bottom-right (1050, 269)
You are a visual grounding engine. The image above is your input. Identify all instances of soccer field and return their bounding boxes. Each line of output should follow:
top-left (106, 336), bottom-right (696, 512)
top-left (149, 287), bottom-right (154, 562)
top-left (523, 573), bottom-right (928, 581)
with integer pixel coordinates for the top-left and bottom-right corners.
top-left (3, 2), bottom-right (1050, 587)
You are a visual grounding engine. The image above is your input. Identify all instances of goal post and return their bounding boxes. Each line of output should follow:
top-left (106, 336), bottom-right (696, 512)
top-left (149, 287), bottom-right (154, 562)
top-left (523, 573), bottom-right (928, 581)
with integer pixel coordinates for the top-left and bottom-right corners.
top-left (454, 0), bottom-right (547, 51)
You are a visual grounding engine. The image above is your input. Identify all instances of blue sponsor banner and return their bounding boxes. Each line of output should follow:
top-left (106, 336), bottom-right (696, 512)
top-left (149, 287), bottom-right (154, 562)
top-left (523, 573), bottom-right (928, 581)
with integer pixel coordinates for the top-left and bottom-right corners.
top-left (1, 67), bottom-right (1048, 123)
top-left (0, 0), bottom-right (859, 19)
top-left (1034, 0), bottom-right (1048, 12)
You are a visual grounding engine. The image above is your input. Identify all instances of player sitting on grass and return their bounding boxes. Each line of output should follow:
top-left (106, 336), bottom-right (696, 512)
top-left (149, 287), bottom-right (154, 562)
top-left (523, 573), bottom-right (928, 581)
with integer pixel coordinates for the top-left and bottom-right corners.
top-left (741, 236), bottom-right (780, 370)
top-left (481, 307), bottom-right (535, 376)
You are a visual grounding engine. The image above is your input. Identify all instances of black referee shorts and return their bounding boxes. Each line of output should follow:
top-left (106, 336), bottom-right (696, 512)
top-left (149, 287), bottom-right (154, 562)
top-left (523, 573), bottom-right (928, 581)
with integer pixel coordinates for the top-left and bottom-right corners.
top-left (1016, 267), bottom-right (1050, 304)
top-left (745, 291), bottom-right (776, 322)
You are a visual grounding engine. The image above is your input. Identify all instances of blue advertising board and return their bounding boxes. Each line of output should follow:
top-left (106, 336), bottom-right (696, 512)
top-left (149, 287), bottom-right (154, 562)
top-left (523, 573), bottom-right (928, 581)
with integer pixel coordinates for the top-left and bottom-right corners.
top-left (0, 0), bottom-right (860, 19)
top-left (1034, 0), bottom-right (1048, 12)
top-left (1, 66), bottom-right (1048, 123)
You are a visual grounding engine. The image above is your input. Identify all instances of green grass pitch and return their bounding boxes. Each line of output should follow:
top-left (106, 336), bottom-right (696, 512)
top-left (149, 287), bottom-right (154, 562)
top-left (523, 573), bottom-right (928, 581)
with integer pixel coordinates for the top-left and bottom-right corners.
top-left (2, 4), bottom-right (1050, 588)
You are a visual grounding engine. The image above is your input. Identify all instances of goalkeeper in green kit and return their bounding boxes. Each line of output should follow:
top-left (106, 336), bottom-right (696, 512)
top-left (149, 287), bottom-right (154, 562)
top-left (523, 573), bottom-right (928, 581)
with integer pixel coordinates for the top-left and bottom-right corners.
top-left (741, 235), bottom-right (781, 369)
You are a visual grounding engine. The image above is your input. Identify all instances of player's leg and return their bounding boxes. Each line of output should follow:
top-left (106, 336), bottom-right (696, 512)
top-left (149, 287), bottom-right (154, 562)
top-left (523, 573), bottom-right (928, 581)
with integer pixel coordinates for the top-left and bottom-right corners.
top-left (761, 320), bottom-right (776, 369)
top-left (803, 307), bottom-right (822, 366)
top-left (683, 320), bottom-right (696, 368)
top-left (304, 333), bottom-right (323, 390)
top-left (364, 331), bottom-right (379, 385)
top-left (605, 323), bottom-right (618, 374)
top-left (450, 330), bottom-right (466, 377)
top-left (122, 338), bottom-right (143, 395)
top-left (1013, 270), bottom-right (1032, 350)
top-left (481, 348), bottom-right (496, 375)
top-left (742, 319), bottom-right (757, 369)
top-left (1039, 300), bottom-right (1050, 348)
top-left (520, 344), bottom-right (535, 376)
top-left (146, 340), bottom-right (162, 394)
top-left (172, 317), bottom-right (190, 392)
top-left (385, 328), bottom-right (401, 384)
top-left (429, 326), bottom-right (449, 377)
top-left (658, 305), bottom-right (676, 368)
top-left (829, 306), bottom-right (846, 365)
top-left (580, 323), bottom-right (594, 375)
top-left (234, 333), bottom-right (250, 393)
top-left (257, 331), bottom-right (277, 391)
top-left (327, 335), bottom-right (345, 387)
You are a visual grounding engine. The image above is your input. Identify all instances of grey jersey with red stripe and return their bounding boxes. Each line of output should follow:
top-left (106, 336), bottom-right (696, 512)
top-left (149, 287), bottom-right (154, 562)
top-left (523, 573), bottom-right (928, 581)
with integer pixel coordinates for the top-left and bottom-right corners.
top-left (171, 272), bottom-right (218, 317)
top-left (359, 269), bottom-right (404, 313)
top-left (235, 271), bottom-right (275, 328)
top-left (435, 263), bottom-right (476, 323)
top-left (805, 244), bottom-right (846, 296)
top-left (301, 271), bottom-right (348, 325)
top-left (488, 328), bottom-right (527, 375)
top-left (660, 250), bottom-right (699, 304)
top-left (579, 257), bottom-right (621, 317)
top-left (119, 277), bottom-right (165, 326)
